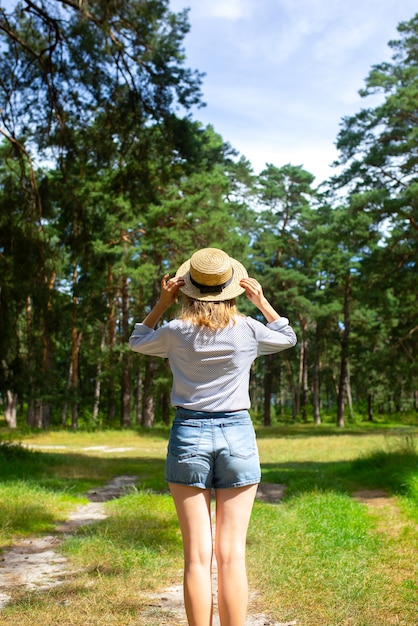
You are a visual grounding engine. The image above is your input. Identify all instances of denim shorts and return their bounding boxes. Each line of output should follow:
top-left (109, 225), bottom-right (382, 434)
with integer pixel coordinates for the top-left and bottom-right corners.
top-left (165, 408), bottom-right (261, 489)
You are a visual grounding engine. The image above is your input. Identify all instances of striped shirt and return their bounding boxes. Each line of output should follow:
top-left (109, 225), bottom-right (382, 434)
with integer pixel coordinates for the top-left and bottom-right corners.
top-left (129, 316), bottom-right (297, 412)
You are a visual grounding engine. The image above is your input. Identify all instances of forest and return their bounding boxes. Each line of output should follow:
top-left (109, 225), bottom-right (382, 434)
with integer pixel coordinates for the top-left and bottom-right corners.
top-left (0, 0), bottom-right (417, 430)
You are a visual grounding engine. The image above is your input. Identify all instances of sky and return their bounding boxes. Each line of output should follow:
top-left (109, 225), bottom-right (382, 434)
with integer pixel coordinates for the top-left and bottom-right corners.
top-left (168, 0), bottom-right (418, 185)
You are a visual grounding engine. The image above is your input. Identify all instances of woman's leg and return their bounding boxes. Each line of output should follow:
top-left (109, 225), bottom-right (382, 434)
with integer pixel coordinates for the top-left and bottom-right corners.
top-left (169, 483), bottom-right (213, 626)
top-left (215, 484), bottom-right (258, 626)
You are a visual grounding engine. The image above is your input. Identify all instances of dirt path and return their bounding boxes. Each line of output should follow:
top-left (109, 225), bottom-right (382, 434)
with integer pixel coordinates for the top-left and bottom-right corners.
top-left (0, 477), bottom-right (295, 625)
top-left (352, 488), bottom-right (408, 536)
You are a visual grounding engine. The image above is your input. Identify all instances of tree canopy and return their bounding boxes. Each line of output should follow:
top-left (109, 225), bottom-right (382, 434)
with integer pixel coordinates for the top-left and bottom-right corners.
top-left (0, 2), bottom-right (417, 429)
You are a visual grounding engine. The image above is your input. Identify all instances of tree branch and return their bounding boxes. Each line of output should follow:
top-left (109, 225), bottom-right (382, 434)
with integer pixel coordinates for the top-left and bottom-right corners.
top-left (0, 127), bottom-right (43, 220)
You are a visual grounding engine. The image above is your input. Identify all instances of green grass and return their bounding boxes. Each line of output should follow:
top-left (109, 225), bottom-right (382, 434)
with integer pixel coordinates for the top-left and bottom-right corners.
top-left (248, 491), bottom-right (383, 624)
top-left (0, 424), bottom-right (417, 625)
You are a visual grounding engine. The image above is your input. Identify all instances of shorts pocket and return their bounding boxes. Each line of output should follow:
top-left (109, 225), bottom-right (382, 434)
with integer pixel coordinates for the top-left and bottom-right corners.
top-left (221, 421), bottom-right (257, 459)
top-left (168, 420), bottom-right (203, 460)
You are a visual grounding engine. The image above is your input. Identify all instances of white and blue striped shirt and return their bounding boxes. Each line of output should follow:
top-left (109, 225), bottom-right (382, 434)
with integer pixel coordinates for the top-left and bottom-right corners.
top-left (129, 316), bottom-right (297, 412)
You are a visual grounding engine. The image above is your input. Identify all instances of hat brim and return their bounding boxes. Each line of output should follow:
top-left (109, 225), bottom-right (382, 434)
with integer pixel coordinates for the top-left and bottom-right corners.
top-left (175, 256), bottom-right (248, 302)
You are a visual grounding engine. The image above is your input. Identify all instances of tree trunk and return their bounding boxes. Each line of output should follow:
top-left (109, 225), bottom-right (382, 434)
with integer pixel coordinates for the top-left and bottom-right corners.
top-left (62, 356), bottom-right (72, 427)
top-left (263, 355), bottom-right (273, 426)
top-left (312, 325), bottom-right (321, 425)
top-left (121, 356), bottom-right (132, 428)
top-left (136, 364), bottom-right (143, 424)
top-left (92, 333), bottom-right (105, 424)
top-left (346, 362), bottom-right (354, 422)
top-left (121, 272), bottom-right (132, 428)
top-left (42, 404), bottom-right (51, 429)
top-left (337, 275), bottom-right (351, 428)
top-left (278, 364), bottom-right (285, 420)
top-left (4, 390), bottom-right (18, 428)
top-left (71, 263), bottom-right (79, 429)
top-left (284, 359), bottom-right (297, 422)
top-left (107, 264), bottom-right (119, 422)
top-left (301, 339), bottom-right (309, 421)
top-left (68, 330), bottom-right (83, 428)
top-left (162, 390), bottom-right (170, 425)
top-left (26, 397), bottom-right (43, 429)
top-left (143, 394), bottom-right (155, 428)
top-left (297, 318), bottom-right (309, 421)
top-left (142, 358), bottom-right (155, 427)
top-left (25, 296), bottom-right (36, 427)
top-left (41, 270), bottom-right (55, 430)
top-left (368, 393), bottom-right (374, 421)
top-left (295, 343), bottom-right (302, 418)
top-left (388, 394), bottom-right (393, 414)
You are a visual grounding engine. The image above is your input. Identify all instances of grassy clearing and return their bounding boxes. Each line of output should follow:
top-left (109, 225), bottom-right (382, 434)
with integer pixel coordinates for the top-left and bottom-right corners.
top-left (0, 424), bottom-right (417, 625)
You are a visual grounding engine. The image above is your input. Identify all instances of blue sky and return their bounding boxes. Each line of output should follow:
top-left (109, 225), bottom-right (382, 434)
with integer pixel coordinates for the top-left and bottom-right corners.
top-left (169, 0), bottom-right (418, 185)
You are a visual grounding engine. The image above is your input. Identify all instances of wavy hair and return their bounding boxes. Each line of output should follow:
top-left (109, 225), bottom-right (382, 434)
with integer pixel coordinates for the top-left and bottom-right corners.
top-left (179, 297), bottom-right (242, 330)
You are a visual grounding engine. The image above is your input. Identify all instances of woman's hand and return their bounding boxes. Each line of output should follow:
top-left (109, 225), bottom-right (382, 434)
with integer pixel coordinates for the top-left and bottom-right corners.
top-left (239, 277), bottom-right (281, 323)
top-left (159, 273), bottom-right (185, 308)
top-left (239, 277), bottom-right (266, 307)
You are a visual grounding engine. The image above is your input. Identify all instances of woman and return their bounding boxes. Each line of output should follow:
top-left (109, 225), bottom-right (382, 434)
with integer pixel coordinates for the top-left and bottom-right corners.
top-left (129, 248), bottom-right (297, 626)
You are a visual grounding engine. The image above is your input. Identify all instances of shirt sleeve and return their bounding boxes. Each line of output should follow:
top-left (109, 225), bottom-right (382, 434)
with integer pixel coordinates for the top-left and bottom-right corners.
top-left (128, 323), bottom-right (169, 358)
top-left (250, 317), bottom-right (297, 356)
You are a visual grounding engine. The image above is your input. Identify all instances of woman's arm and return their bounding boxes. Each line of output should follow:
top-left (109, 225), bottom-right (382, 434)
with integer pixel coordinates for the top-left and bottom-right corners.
top-left (142, 274), bottom-right (185, 329)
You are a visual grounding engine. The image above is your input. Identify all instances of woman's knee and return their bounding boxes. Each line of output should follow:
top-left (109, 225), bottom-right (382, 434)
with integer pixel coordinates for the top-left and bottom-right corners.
top-left (215, 534), bottom-right (246, 566)
top-left (184, 538), bottom-right (213, 567)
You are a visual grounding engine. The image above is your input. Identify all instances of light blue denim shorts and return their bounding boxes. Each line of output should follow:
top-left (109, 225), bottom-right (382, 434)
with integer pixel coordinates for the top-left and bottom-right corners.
top-left (165, 408), bottom-right (261, 489)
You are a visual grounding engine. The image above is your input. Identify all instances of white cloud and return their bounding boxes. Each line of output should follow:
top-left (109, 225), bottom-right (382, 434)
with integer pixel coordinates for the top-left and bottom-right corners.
top-left (234, 133), bottom-right (341, 184)
top-left (181, 0), bottom-right (253, 20)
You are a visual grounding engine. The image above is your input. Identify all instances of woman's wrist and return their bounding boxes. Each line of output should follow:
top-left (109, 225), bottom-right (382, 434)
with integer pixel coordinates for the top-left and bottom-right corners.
top-left (142, 300), bottom-right (168, 329)
top-left (256, 298), bottom-right (281, 323)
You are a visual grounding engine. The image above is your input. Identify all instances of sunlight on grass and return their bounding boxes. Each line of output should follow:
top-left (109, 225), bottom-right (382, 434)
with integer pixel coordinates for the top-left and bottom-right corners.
top-left (0, 481), bottom-right (82, 544)
top-left (1, 491), bottom-right (184, 626)
top-left (256, 427), bottom-right (394, 464)
top-left (17, 428), bottom-right (169, 457)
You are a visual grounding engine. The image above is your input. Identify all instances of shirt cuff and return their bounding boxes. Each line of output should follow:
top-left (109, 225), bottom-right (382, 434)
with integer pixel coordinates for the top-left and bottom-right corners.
top-left (267, 317), bottom-right (290, 330)
top-left (132, 323), bottom-right (154, 335)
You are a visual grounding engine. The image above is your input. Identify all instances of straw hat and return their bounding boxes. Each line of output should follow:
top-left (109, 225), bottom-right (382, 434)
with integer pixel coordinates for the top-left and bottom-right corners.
top-left (175, 248), bottom-right (248, 301)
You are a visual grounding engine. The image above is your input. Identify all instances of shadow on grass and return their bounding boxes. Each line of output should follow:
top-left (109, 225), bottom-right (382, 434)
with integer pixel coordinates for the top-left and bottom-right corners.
top-left (0, 447), bottom-right (170, 542)
top-left (0, 424), bottom-right (172, 442)
top-left (0, 446), bottom-right (167, 494)
top-left (262, 446), bottom-right (418, 503)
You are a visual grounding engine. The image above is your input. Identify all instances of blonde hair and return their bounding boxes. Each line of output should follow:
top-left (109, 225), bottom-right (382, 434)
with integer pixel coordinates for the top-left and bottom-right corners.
top-left (179, 297), bottom-right (241, 330)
